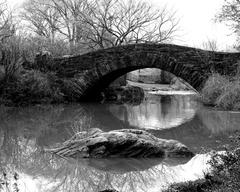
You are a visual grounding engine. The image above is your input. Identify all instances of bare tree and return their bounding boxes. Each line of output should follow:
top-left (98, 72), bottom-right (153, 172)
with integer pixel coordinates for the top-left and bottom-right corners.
top-left (215, 0), bottom-right (240, 49)
top-left (216, 0), bottom-right (240, 34)
top-left (0, 0), bottom-right (15, 43)
top-left (21, 0), bottom-right (60, 43)
top-left (82, 0), bottom-right (179, 49)
top-left (49, 0), bottom-right (90, 51)
top-left (20, 0), bottom-right (179, 52)
top-left (21, 0), bottom-right (91, 53)
top-left (201, 40), bottom-right (218, 51)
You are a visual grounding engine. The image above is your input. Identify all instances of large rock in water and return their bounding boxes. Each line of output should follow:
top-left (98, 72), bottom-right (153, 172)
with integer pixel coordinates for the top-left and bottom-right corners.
top-left (46, 128), bottom-right (194, 158)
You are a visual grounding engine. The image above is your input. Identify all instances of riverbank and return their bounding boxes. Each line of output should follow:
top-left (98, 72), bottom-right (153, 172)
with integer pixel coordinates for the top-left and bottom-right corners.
top-left (127, 80), bottom-right (197, 96)
top-left (164, 133), bottom-right (240, 192)
top-left (127, 80), bottom-right (196, 92)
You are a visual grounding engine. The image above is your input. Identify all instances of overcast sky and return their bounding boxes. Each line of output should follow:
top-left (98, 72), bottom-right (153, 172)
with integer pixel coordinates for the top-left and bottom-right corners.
top-left (7, 0), bottom-right (237, 50)
top-left (150, 0), bottom-right (237, 50)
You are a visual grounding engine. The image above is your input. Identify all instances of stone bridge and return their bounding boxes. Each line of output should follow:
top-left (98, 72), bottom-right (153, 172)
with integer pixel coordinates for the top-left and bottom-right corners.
top-left (42, 43), bottom-right (240, 100)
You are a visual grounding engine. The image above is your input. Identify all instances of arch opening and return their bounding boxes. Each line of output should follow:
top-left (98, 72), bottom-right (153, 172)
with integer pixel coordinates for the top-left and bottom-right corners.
top-left (81, 67), bottom-right (197, 101)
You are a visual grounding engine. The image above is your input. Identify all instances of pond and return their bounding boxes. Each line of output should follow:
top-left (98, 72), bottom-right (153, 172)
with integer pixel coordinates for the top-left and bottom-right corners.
top-left (0, 91), bottom-right (240, 192)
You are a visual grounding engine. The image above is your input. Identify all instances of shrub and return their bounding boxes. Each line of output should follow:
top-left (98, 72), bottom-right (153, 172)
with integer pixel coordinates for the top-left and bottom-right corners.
top-left (0, 43), bottom-right (65, 105)
top-left (1, 69), bottom-right (64, 105)
top-left (201, 73), bottom-right (229, 106)
top-left (163, 178), bottom-right (216, 192)
top-left (201, 71), bottom-right (240, 110)
top-left (215, 80), bottom-right (240, 110)
top-left (2, 70), bottom-right (48, 104)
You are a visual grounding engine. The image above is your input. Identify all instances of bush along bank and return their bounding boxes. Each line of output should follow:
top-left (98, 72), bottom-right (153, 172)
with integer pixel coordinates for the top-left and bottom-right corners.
top-left (201, 72), bottom-right (240, 110)
top-left (0, 51), bottom-right (68, 106)
top-left (164, 135), bottom-right (240, 192)
top-left (0, 70), bottom-right (65, 106)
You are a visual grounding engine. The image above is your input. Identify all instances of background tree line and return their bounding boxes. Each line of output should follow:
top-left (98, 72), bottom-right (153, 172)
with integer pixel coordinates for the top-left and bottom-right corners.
top-left (2, 0), bottom-right (240, 58)
top-left (0, 0), bottom-right (179, 59)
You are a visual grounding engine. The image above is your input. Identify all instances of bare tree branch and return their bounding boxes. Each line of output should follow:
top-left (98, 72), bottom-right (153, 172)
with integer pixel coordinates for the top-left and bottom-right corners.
top-left (0, 0), bottom-right (15, 43)
top-left (82, 0), bottom-right (179, 49)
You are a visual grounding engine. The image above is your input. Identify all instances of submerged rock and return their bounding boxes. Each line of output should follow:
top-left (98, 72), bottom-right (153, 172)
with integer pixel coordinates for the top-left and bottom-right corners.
top-left (46, 128), bottom-right (194, 158)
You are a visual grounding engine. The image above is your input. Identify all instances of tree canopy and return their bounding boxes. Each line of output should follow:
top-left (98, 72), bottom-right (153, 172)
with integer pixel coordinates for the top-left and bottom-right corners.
top-left (20, 0), bottom-right (179, 53)
top-left (216, 0), bottom-right (240, 46)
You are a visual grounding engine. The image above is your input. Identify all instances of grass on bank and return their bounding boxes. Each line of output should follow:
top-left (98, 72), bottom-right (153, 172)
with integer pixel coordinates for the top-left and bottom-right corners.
top-left (201, 73), bottom-right (240, 110)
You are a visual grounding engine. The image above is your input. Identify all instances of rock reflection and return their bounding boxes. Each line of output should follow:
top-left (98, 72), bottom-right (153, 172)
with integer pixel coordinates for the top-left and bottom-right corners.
top-left (0, 150), bottom-right (210, 192)
top-left (108, 94), bottom-right (198, 130)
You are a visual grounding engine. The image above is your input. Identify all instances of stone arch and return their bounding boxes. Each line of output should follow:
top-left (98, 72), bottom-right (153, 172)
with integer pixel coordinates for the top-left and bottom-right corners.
top-left (81, 66), bottom-right (195, 100)
top-left (52, 43), bottom-right (240, 100)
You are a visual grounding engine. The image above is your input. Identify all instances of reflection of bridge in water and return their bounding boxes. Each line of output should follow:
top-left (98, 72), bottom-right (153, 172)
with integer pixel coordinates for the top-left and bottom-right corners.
top-left (107, 94), bottom-right (197, 130)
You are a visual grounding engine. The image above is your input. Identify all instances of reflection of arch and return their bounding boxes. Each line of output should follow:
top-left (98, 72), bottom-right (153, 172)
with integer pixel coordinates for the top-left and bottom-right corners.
top-left (107, 95), bottom-right (197, 130)
top-left (53, 43), bottom-right (240, 99)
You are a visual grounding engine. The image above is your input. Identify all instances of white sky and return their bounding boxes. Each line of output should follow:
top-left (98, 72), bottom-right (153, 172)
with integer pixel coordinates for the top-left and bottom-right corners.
top-left (150, 0), bottom-right (237, 50)
top-left (7, 0), bottom-right (237, 50)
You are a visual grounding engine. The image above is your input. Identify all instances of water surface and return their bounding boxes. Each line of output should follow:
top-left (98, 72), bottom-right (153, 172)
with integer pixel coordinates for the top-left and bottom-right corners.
top-left (0, 92), bottom-right (240, 191)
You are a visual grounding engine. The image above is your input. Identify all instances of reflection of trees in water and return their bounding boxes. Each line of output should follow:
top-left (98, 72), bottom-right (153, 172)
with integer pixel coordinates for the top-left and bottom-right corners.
top-left (198, 108), bottom-right (240, 134)
top-left (0, 104), bottom-right (95, 189)
top-left (0, 151), bottom-right (197, 192)
top-left (160, 95), bottom-right (172, 118)
top-left (0, 137), bottom-right (192, 192)
top-left (0, 102), bottom-right (136, 170)
top-left (0, 105), bottom-right (96, 149)
top-left (108, 94), bottom-right (198, 130)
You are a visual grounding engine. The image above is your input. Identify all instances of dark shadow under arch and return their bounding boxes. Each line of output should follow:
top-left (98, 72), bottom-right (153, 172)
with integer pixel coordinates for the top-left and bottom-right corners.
top-left (81, 66), bottom-right (196, 100)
